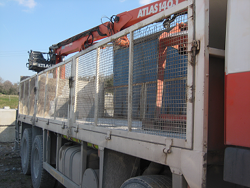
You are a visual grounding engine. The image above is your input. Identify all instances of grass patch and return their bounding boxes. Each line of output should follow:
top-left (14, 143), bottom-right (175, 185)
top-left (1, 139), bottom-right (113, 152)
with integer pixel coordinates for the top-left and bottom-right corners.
top-left (0, 94), bottom-right (19, 109)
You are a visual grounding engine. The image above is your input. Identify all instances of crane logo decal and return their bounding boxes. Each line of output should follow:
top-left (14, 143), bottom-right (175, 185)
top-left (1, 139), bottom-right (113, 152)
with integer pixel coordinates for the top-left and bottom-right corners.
top-left (61, 42), bottom-right (73, 50)
top-left (137, 0), bottom-right (179, 18)
top-left (37, 63), bottom-right (52, 68)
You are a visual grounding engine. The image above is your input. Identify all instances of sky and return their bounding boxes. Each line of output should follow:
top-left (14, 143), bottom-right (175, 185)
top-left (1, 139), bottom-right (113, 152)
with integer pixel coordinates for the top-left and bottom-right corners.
top-left (0, 0), bottom-right (157, 84)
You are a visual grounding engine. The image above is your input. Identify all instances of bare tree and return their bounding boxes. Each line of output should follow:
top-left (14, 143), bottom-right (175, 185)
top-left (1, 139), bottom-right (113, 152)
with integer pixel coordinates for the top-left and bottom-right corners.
top-left (3, 80), bottom-right (13, 94)
top-left (0, 78), bottom-right (19, 95)
top-left (13, 82), bottom-right (19, 95)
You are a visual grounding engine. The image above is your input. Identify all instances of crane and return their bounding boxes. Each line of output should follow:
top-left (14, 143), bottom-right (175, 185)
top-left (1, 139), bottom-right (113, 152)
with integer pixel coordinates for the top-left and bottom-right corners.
top-left (27, 0), bottom-right (186, 72)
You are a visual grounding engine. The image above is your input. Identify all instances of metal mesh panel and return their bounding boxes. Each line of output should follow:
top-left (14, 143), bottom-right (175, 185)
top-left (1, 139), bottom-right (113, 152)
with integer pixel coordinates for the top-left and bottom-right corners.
top-left (23, 80), bottom-right (29, 115)
top-left (37, 73), bottom-right (46, 117)
top-left (18, 9), bottom-right (187, 141)
top-left (94, 38), bottom-right (130, 127)
top-left (98, 45), bottom-right (114, 119)
top-left (113, 40), bottom-right (129, 119)
top-left (19, 82), bottom-right (24, 114)
top-left (132, 11), bottom-right (188, 138)
top-left (72, 11), bottom-right (188, 139)
top-left (55, 63), bottom-right (71, 120)
top-left (75, 50), bottom-right (96, 124)
top-left (28, 77), bottom-right (36, 116)
top-left (44, 69), bottom-right (57, 118)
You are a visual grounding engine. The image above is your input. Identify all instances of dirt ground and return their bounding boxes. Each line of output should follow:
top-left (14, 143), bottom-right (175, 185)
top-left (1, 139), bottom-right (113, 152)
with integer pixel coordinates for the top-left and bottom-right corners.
top-left (0, 142), bottom-right (32, 188)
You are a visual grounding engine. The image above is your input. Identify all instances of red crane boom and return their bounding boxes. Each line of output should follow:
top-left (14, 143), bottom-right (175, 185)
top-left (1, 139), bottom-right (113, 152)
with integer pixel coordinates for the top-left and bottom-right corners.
top-left (51, 0), bottom-right (186, 63)
top-left (27, 0), bottom-right (186, 72)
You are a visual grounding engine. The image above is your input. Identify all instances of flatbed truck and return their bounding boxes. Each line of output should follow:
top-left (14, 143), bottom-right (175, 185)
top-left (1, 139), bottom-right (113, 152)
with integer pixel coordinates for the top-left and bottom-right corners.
top-left (16, 0), bottom-right (250, 187)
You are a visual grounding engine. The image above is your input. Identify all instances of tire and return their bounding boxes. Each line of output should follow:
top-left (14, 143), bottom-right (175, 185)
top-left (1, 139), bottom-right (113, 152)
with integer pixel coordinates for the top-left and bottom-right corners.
top-left (120, 175), bottom-right (172, 188)
top-left (21, 128), bottom-right (32, 175)
top-left (31, 135), bottom-right (55, 188)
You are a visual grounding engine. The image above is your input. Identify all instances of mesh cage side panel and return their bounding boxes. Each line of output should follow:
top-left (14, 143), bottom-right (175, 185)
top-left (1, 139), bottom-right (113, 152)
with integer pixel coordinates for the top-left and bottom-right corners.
top-left (37, 73), bottom-right (46, 117)
top-left (19, 82), bottom-right (24, 114)
top-left (44, 69), bottom-right (57, 118)
top-left (28, 77), bottom-right (36, 116)
top-left (86, 12), bottom-right (188, 138)
top-left (96, 39), bottom-right (129, 128)
top-left (73, 11), bottom-right (189, 139)
top-left (23, 80), bottom-right (29, 115)
top-left (30, 10), bottom-right (190, 141)
top-left (97, 47), bottom-right (113, 119)
top-left (131, 11), bottom-right (188, 139)
top-left (55, 63), bottom-right (71, 120)
top-left (75, 50), bottom-right (96, 125)
top-left (113, 43), bottom-right (129, 120)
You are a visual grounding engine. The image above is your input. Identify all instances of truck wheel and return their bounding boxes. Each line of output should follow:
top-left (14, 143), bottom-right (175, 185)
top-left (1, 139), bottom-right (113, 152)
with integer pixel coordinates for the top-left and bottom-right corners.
top-left (120, 175), bottom-right (172, 188)
top-left (31, 135), bottom-right (55, 188)
top-left (21, 128), bottom-right (32, 175)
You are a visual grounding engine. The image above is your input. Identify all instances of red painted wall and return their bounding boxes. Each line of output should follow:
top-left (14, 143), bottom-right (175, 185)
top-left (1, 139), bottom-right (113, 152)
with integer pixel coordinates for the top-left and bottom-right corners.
top-left (225, 71), bottom-right (250, 148)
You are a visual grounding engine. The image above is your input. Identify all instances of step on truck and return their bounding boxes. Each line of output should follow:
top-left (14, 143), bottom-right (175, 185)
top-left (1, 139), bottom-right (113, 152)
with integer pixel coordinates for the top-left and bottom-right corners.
top-left (16, 0), bottom-right (250, 187)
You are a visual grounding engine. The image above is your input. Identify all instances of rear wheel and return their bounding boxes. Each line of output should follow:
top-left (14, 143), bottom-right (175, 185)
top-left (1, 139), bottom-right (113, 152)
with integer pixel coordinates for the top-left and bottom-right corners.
top-left (31, 135), bottom-right (55, 188)
top-left (21, 128), bottom-right (32, 175)
top-left (120, 175), bottom-right (172, 188)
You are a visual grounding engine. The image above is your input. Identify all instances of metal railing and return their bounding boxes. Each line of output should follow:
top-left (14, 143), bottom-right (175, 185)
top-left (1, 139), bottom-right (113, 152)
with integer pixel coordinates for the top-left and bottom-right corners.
top-left (19, 1), bottom-right (194, 148)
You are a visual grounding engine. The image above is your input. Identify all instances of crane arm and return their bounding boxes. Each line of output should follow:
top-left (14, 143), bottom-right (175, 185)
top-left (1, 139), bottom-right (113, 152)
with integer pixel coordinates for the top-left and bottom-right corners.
top-left (27, 0), bottom-right (186, 72)
top-left (52, 0), bottom-right (186, 59)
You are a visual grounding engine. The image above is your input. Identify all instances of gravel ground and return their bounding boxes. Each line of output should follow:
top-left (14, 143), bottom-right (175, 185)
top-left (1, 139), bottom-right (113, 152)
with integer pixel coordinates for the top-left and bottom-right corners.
top-left (0, 142), bottom-right (32, 188)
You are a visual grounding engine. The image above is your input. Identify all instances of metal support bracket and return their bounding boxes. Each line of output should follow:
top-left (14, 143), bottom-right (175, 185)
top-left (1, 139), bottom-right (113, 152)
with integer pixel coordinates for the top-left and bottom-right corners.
top-left (74, 124), bottom-right (79, 133)
top-left (67, 125), bottom-right (71, 137)
top-left (163, 139), bottom-right (173, 154)
top-left (69, 76), bottom-right (75, 88)
top-left (192, 40), bottom-right (200, 52)
top-left (46, 119), bottom-right (49, 125)
top-left (187, 85), bottom-right (194, 103)
top-left (61, 122), bottom-right (66, 129)
top-left (105, 131), bottom-right (111, 140)
top-left (189, 40), bottom-right (200, 66)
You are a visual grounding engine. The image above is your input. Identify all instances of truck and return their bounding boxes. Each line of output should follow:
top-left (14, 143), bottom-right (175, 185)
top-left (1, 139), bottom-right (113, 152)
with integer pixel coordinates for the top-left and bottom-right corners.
top-left (16, 0), bottom-right (250, 187)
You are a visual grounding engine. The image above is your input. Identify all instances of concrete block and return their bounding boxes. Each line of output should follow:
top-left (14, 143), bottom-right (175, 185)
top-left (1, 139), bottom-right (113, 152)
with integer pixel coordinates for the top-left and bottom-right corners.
top-left (0, 109), bottom-right (17, 142)
top-left (0, 126), bottom-right (15, 142)
top-left (0, 109), bottom-right (17, 126)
